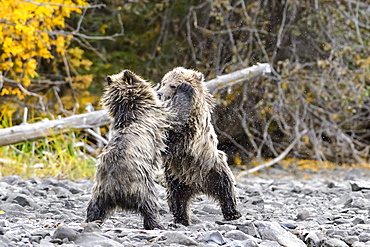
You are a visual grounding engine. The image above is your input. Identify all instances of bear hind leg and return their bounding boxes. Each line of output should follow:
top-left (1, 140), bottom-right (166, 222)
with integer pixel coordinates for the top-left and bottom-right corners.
top-left (86, 194), bottom-right (115, 224)
top-left (166, 175), bottom-right (193, 226)
top-left (139, 201), bottom-right (163, 230)
top-left (206, 168), bottom-right (242, 221)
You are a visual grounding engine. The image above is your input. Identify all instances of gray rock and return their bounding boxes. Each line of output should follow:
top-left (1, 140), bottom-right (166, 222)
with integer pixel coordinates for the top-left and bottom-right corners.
top-left (75, 232), bottom-right (124, 247)
top-left (4, 229), bottom-right (30, 242)
top-left (323, 238), bottom-right (349, 247)
top-left (224, 230), bottom-right (250, 241)
top-left (352, 217), bottom-right (365, 225)
top-left (259, 240), bottom-right (281, 247)
top-left (0, 220), bottom-right (9, 227)
top-left (51, 187), bottom-right (72, 198)
top-left (0, 175), bottom-right (20, 185)
top-left (6, 194), bottom-right (38, 208)
top-left (255, 221), bottom-right (306, 247)
top-left (344, 169), bottom-right (363, 180)
top-left (205, 231), bottom-right (226, 245)
top-left (350, 181), bottom-right (370, 191)
top-left (359, 232), bottom-right (370, 242)
top-left (344, 236), bottom-right (359, 245)
top-left (53, 225), bottom-right (77, 241)
top-left (326, 229), bottom-right (348, 238)
top-left (297, 209), bottom-right (311, 220)
top-left (242, 239), bottom-right (259, 247)
top-left (31, 229), bottom-right (51, 238)
top-left (83, 222), bottom-right (101, 232)
top-left (0, 236), bottom-right (11, 246)
top-left (39, 239), bottom-right (55, 247)
top-left (304, 231), bottom-right (321, 247)
top-left (352, 241), bottom-right (368, 247)
top-left (216, 224), bottom-right (237, 232)
top-left (163, 231), bottom-right (198, 246)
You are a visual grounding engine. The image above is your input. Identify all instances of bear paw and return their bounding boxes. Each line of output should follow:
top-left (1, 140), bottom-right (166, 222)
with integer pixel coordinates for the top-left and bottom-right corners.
top-left (176, 83), bottom-right (194, 97)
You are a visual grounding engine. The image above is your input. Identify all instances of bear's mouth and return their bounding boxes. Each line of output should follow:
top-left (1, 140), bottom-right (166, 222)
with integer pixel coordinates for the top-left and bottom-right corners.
top-left (156, 91), bottom-right (172, 101)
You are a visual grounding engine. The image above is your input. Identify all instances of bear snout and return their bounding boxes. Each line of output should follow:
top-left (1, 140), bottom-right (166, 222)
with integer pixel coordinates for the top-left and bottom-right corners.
top-left (157, 91), bottom-right (164, 100)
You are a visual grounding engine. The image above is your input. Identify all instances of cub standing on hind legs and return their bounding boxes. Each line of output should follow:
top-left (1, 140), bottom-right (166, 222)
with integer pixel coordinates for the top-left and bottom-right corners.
top-left (157, 67), bottom-right (242, 226)
top-left (85, 70), bottom-right (194, 230)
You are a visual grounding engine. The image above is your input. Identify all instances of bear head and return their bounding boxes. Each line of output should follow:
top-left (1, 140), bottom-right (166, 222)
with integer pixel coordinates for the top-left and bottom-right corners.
top-left (157, 67), bottom-right (204, 101)
top-left (101, 70), bottom-right (158, 127)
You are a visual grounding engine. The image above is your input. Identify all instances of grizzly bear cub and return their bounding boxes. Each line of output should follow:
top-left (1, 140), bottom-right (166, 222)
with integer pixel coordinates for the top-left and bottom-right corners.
top-left (157, 67), bottom-right (242, 226)
top-left (85, 70), bottom-right (194, 230)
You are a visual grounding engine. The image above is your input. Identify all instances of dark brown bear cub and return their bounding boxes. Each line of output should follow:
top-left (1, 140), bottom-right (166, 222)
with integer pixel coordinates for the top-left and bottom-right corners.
top-left (85, 70), bottom-right (194, 230)
top-left (157, 67), bottom-right (242, 226)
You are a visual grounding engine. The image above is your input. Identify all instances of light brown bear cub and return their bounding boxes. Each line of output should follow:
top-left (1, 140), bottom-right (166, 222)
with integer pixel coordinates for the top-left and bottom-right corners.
top-left (85, 70), bottom-right (194, 230)
top-left (157, 67), bottom-right (242, 226)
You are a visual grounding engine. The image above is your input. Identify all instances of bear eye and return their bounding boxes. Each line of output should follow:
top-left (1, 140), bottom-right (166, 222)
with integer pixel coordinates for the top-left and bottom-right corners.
top-left (170, 85), bottom-right (176, 89)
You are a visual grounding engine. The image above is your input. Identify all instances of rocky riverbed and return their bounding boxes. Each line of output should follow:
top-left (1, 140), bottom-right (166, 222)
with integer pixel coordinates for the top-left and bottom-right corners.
top-left (1, 166), bottom-right (370, 247)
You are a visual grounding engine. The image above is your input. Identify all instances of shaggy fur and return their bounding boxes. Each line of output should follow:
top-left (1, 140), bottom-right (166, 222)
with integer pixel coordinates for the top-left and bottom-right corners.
top-left (85, 70), bottom-right (194, 230)
top-left (157, 67), bottom-right (242, 226)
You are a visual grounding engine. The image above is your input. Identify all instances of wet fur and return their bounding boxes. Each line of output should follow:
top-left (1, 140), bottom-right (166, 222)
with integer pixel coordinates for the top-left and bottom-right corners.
top-left (158, 67), bottom-right (242, 225)
top-left (86, 70), bottom-right (194, 229)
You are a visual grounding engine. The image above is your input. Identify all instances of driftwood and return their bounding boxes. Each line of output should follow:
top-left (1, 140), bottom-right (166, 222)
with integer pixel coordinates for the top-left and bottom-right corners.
top-left (0, 63), bottom-right (271, 146)
top-left (0, 110), bottom-right (110, 146)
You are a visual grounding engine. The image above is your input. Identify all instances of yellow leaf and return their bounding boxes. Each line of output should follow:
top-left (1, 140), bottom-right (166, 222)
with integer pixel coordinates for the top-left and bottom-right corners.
top-left (100, 24), bottom-right (108, 34)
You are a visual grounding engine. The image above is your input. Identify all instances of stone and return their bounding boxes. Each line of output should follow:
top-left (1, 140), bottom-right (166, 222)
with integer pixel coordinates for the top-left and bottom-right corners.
top-left (359, 232), bottom-right (370, 242)
top-left (344, 169), bottom-right (363, 181)
top-left (297, 210), bottom-right (311, 220)
top-left (39, 239), bottom-right (55, 247)
top-left (344, 236), bottom-right (359, 245)
top-left (75, 232), bottom-right (124, 247)
top-left (350, 181), bottom-right (370, 191)
top-left (163, 231), bottom-right (198, 246)
top-left (259, 240), bottom-right (281, 247)
top-left (224, 230), bottom-right (251, 241)
top-left (304, 231), bottom-right (321, 247)
top-left (204, 231), bottom-right (226, 245)
top-left (352, 217), bottom-right (365, 225)
top-left (0, 175), bottom-right (20, 185)
top-left (255, 221), bottom-right (306, 247)
top-left (243, 239), bottom-right (259, 247)
top-left (53, 225), bottom-right (77, 241)
top-left (6, 194), bottom-right (38, 208)
top-left (0, 220), bottom-right (9, 228)
top-left (83, 222), bottom-right (101, 232)
top-left (323, 238), bottom-right (349, 247)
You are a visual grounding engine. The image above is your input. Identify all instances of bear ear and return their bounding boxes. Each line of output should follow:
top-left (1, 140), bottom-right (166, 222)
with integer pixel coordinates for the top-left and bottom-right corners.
top-left (106, 76), bottom-right (113, 86)
top-left (195, 71), bottom-right (204, 82)
top-left (122, 70), bottom-right (136, 84)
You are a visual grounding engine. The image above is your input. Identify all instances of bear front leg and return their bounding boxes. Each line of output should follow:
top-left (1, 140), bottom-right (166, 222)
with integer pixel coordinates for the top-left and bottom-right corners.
top-left (206, 168), bottom-right (242, 221)
top-left (170, 83), bottom-right (194, 127)
top-left (165, 174), bottom-right (193, 226)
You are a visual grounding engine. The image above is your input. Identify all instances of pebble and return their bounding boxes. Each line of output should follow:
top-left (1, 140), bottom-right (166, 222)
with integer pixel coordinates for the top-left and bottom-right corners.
top-left (53, 225), bottom-right (77, 241)
top-left (0, 168), bottom-right (370, 246)
top-left (323, 238), bottom-right (349, 247)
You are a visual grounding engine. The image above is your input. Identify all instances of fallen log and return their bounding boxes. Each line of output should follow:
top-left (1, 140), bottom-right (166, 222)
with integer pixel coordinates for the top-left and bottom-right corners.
top-left (0, 63), bottom-right (271, 146)
top-left (0, 110), bottom-right (110, 146)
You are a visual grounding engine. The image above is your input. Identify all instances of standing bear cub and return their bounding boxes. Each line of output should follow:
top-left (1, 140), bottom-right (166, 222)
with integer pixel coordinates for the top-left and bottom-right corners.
top-left (157, 67), bottom-right (242, 226)
top-left (85, 70), bottom-right (194, 230)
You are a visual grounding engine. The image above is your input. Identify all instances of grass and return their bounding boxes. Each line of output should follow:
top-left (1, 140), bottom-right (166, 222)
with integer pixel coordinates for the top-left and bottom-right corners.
top-left (0, 114), bottom-right (97, 180)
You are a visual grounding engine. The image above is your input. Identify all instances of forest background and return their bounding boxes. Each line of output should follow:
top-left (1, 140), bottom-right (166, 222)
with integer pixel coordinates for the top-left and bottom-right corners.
top-left (0, 0), bottom-right (369, 180)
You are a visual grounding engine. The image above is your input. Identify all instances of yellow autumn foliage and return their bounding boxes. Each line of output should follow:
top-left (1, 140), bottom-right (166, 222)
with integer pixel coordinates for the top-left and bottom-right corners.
top-left (0, 0), bottom-right (89, 95)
